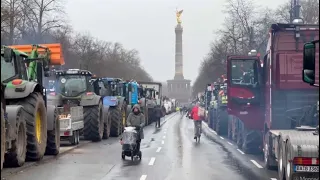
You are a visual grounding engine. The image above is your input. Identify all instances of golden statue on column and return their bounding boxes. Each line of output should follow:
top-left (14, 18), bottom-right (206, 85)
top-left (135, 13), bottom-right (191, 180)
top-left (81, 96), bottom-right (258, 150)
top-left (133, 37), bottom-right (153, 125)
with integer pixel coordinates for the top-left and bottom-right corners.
top-left (176, 9), bottom-right (183, 24)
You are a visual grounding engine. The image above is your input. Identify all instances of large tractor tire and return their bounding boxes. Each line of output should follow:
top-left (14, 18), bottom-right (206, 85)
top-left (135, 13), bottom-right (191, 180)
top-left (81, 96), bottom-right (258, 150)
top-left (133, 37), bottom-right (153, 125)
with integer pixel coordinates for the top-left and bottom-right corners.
top-left (45, 108), bottom-right (60, 155)
top-left (83, 102), bottom-right (104, 142)
top-left (4, 107), bottom-right (27, 167)
top-left (102, 119), bottom-right (111, 139)
top-left (227, 116), bottom-right (233, 139)
top-left (1, 103), bottom-right (6, 170)
top-left (216, 108), bottom-right (228, 135)
top-left (13, 92), bottom-right (47, 161)
top-left (121, 103), bottom-right (127, 132)
top-left (241, 127), bottom-right (262, 154)
top-left (109, 107), bottom-right (122, 137)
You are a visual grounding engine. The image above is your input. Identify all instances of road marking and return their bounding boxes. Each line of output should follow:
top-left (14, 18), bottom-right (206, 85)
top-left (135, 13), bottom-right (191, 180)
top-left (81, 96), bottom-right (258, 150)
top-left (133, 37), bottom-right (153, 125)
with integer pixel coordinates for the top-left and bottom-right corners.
top-left (250, 160), bottom-right (263, 168)
top-left (148, 157), bottom-right (156, 165)
top-left (161, 140), bottom-right (164, 144)
top-left (219, 136), bottom-right (224, 139)
top-left (156, 147), bottom-right (162, 152)
top-left (270, 178), bottom-right (277, 180)
top-left (164, 131), bottom-right (167, 134)
top-left (237, 149), bottom-right (245, 155)
top-left (227, 142), bottom-right (233, 146)
top-left (140, 175), bottom-right (147, 180)
top-left (163, 136), bottom-right (166, 139)
top-left (213, 131), bottom-right (217, 135)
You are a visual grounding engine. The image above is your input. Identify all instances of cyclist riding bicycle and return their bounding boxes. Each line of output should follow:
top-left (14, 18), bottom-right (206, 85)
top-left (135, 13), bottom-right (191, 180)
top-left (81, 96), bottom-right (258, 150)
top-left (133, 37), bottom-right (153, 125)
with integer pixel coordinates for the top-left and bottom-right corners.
top-left (190, 102), bottom-right (205, 139)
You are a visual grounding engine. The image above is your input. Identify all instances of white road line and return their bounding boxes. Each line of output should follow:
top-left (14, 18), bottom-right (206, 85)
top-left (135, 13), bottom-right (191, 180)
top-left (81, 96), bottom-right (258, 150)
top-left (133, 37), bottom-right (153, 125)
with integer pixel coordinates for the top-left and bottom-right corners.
top-left (237, 149), bottom-right (245, 155)
top-left (163, 136), bottom-right (166, 139)
top-left (156, 147), bottom-right (162, 152)
top-left (250, 160), bottom-right (263, 168)
top-left (213, 131), bottom-right (217, 135)
top-left (148, 157), bottom-right (156, 165)
top-left (164, 131), bottom-right (167, 134)
top-left (140, 175), bottom-right (147, 180)
top-left (161, 140), bottom-right (164, 144)
top-left (219, 136), bottom-right (224, 139)
top-left (270, 178), bottom-right (277, 180)
top-left (227, 142), bottom-right (233, 146)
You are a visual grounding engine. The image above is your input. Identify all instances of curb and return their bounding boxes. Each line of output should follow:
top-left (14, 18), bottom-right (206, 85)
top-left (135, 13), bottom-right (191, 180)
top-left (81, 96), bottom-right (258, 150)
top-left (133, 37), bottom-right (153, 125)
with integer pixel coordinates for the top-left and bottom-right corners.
top-left (1, 141), bottom-right (91, 179)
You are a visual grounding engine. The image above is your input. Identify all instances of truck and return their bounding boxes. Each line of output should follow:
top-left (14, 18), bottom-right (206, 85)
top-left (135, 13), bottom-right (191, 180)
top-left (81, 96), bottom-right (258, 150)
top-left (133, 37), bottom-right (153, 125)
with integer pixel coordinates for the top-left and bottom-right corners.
top-left (1, 44), bottom-right (63, 170)
top-left (47, 69), bottom-right (106, 142)
top-left (58, 106), bottom-right (84, 145)
top-left (226, 50), bottom-right (263, 153)
top-left (138, 82), bottom-right (162, 125)
top-left (163, 99), bottom-right (172, 114)
top-left (226, 19), bottom-right (319, 180)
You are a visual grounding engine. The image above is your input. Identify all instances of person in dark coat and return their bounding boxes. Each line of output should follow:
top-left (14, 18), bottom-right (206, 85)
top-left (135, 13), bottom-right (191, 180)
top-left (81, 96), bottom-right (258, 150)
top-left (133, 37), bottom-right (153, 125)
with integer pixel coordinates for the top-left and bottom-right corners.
top-left (126, 104), bottom-right (145, 151)
top-left (154, 105), bottom-right (163, 128)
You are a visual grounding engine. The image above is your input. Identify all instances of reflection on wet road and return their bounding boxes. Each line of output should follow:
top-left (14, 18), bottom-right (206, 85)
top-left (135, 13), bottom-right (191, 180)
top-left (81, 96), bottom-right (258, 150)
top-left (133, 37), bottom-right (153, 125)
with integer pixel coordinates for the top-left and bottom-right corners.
top-left (2, 113), bottom-right (273, 180)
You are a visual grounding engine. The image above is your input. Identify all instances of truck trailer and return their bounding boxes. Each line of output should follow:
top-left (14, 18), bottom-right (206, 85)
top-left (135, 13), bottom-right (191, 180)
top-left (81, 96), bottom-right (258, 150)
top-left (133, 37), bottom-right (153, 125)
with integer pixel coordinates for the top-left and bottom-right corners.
top-left (226, 20), bottom-right (319, 180)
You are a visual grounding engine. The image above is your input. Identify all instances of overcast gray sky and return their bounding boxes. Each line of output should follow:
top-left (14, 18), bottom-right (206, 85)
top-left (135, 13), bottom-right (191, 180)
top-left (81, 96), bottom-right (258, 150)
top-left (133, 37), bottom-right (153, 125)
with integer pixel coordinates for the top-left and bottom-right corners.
top-left (65, 0), bottom-right (284, 83)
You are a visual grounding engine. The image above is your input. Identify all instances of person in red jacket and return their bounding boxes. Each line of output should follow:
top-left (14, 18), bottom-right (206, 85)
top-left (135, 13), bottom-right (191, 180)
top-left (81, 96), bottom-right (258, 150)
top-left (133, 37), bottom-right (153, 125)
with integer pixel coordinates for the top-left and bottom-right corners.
top-left (190, 102), bottom-right (204, 139)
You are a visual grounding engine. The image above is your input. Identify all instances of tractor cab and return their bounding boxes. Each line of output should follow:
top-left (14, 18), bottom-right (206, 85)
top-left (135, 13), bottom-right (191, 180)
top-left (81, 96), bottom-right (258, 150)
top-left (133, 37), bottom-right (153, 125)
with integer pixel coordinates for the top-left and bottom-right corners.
top-left (47, 69), bottom-right (100, 109)
top-left (226, 50), bottom-right (263, 129)
top-left (100, 78), bottom-right (124, 97)
top-left (53, 69), bottom-right (93, 98)
top-left (1, 46), bottom-right (29, 84)
top-left (144, 87), bottom-right (157, 100)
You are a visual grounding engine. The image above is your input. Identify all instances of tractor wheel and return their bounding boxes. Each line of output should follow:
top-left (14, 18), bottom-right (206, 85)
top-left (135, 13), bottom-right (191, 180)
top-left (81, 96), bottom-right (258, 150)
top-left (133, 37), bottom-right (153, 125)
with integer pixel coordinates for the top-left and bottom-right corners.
top-left (102, 119), bottom-right (110, 139)
top-left (216, 108), bottom-right (228, 135)
top-left (241, 128), bottom-right (262, 154)
top-left (83, 102), bottom-right (104, 142)
top-left (109, 108), bottom-right (122, 137)
top-left (1, 103), bottom-right (5, 170)
top-left (4, 108), bottom-right (27, 167)
top-left (227, 117), bottom-right (233, 140)
top-left (121, 103), bottom-right (127, 132)
top-left (45, 108), bottom-right (60, 155)
top-left (13, 92), bottom-right (47, 161)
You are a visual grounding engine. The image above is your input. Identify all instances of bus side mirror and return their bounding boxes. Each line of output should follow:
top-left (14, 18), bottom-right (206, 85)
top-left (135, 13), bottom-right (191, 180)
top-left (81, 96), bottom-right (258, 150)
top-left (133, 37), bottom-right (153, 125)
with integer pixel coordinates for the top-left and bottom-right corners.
top-left (302, 42), bottom-right (316, 86)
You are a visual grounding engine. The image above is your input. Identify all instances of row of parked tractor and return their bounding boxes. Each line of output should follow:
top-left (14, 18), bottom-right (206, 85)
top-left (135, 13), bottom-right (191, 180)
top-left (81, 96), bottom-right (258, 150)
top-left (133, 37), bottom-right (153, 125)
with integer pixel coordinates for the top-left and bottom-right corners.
top-left (0, 44), bottom-right (169, 170)
top-left (199, 20), bottom-right (319, 180)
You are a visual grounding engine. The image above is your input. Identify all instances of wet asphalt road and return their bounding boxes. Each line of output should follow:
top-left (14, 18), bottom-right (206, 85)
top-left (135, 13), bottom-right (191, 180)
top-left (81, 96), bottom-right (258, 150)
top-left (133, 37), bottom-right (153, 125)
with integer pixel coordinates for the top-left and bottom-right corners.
top-left (2, 113), bottom-right (278, 180)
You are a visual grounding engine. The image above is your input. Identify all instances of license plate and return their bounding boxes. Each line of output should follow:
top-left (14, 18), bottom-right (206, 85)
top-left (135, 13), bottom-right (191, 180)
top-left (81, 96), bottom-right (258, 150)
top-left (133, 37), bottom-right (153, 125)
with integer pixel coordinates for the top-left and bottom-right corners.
top-left (295, 165), bottom-right (319, 172)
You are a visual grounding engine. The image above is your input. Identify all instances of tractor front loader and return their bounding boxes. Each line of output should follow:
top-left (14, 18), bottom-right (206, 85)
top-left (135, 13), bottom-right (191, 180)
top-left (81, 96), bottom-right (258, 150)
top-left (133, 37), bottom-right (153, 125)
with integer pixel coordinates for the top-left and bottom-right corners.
top-left (1, 44), bottom-right (64, 169)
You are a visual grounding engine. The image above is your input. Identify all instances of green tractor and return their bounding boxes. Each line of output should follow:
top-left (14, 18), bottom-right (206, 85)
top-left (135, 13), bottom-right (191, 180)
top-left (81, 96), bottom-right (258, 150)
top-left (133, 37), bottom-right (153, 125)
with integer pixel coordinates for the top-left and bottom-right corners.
top-left (47, 69), bottom-right (105, 142)
top-left (1, 44), bottom-right (63, 169)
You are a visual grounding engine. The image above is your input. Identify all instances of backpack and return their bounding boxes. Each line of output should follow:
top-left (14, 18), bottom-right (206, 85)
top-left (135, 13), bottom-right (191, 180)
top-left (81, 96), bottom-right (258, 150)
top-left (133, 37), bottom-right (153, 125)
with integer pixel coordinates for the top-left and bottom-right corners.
top-left (197, 106), bottom-right (205, 117)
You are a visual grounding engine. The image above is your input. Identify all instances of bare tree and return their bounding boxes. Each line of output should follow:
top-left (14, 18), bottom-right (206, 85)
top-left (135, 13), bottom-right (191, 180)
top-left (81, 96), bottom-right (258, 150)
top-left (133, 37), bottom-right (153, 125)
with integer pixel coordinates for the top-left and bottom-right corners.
top-left (1, 0), bottom-right (153, 81)
top-left (1, 0), bottom-right (25, 44)
top-left (21, 0), bottom-right (65, 42)
top-left (275, 0), bottom-right (319, 24)
top-left (192, 0), bottom-right (277, 95)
